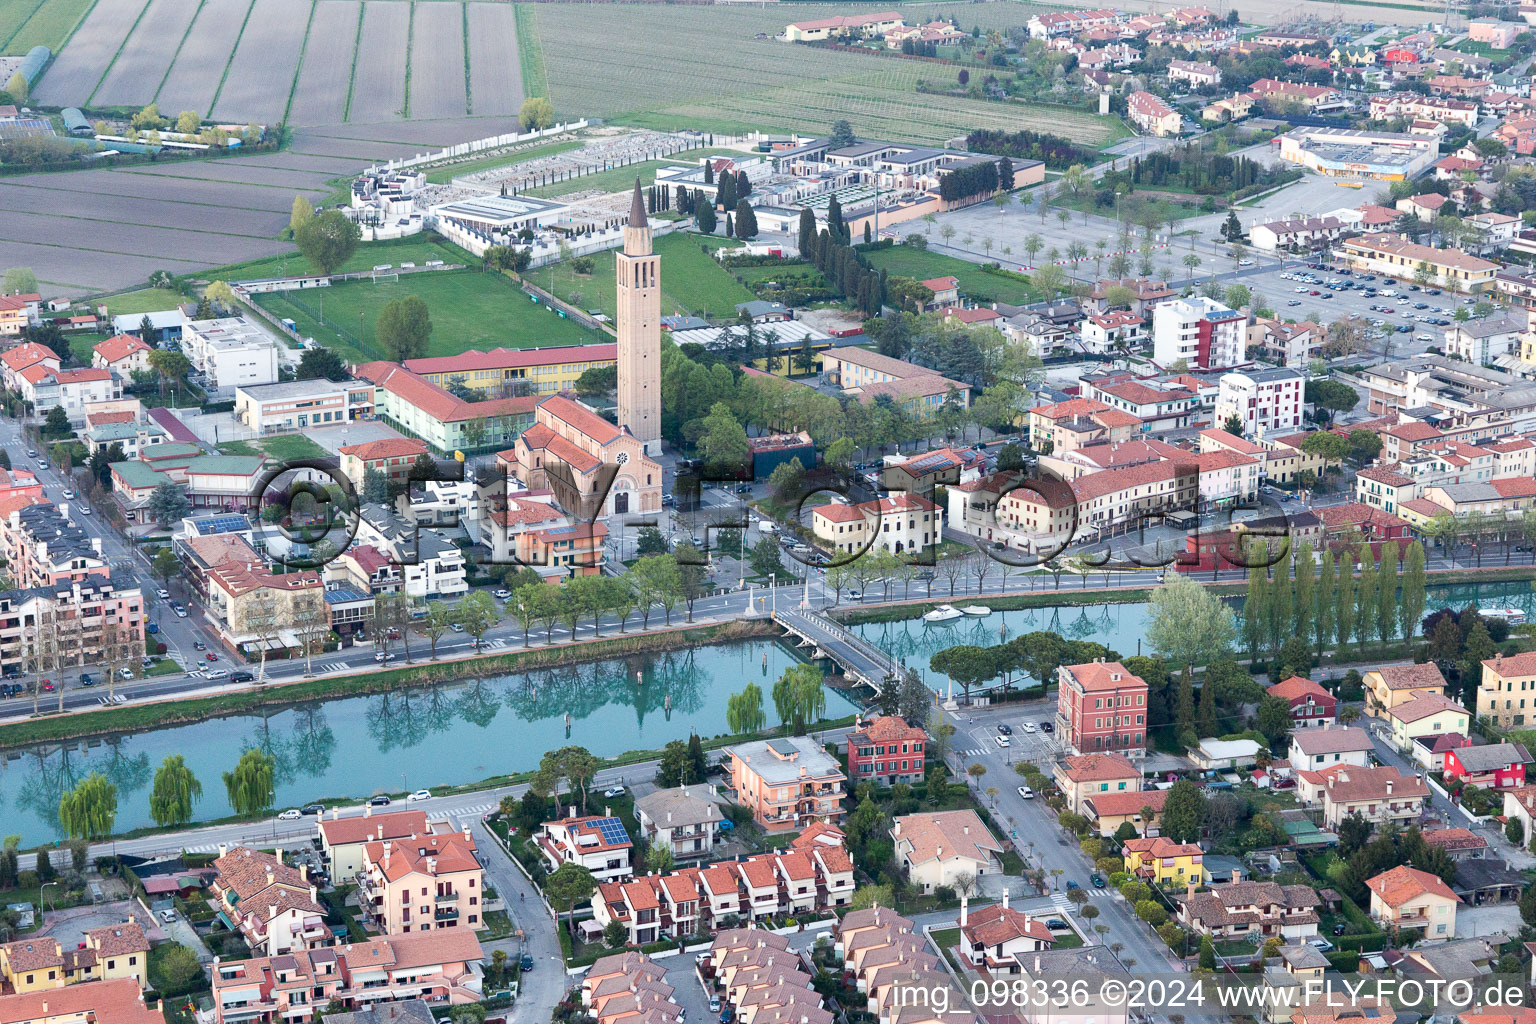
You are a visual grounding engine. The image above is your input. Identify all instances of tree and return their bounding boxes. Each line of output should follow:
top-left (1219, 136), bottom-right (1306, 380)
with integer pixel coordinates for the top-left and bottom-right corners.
top-left (1146, 575), bottom-right (1236, 672)
top-left (519, 97), bottom-right (555, 131)
top-left (699, 402), bottom-right (748, 475)
top-left (43, 406), bottom-right (70, 437)
top-left (750, 536), bottom-right (781, 579)
top-left (696, 200), bottom-right (716, 234)
top-left (4, 72), bottom-right (26, 104)
top-left (151, 943), bottom-right (203, 996)
top-left (1161, 780), bottom-right (1206, 843)
top-left (829, 119), bottom-right (855, 148)
top-left (1400, 542), bottom-right (1426, 641)
top-left (296, 346), bottom-right (346, 381)
top-left (1198, 935), bottom-right (1217, 971)
top-left (290, 194), bottom-right (314, 235)
top-left (1256, 695), bottom-right (1293, 748)
top-left (2, 268), bottom-right (37, 295)
top-left (149, 754), bottom-right (201, 828)
top-left (223, 748), bottom-right (276, 817)
top-left (1300, 431), bottom-right (1349, 477)
top-left (534, 745), bottom-right (600, 813)
top-left (1305, 379), bottom-right (1359, 425)
top-left (545, 862), bottom-right (597, 935)
top-left (727, 682), bottom-right (766, 735)
top-left (376, 295), bottom-right (433, 362)
top-left (645, 843), bottom-right (674, 874)
top-left (57, 772), bottom-right (117, 840)
top-left (734, 200), bottom-right (758, 239)
top-left (147, 482), bottom-right (192, 526)
top-left (293, 210), bottom-right (360, 276)
top-left (604, 919), bottom-right (628, 949)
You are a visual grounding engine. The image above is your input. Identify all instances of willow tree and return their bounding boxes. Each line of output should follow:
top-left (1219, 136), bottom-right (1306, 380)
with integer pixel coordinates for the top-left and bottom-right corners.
top-left (150, 754), bottom-right (203, 828)
top-left (58, 773), bottom-right (118, 840)
top-left (223, 749), bottom-right (276, 818)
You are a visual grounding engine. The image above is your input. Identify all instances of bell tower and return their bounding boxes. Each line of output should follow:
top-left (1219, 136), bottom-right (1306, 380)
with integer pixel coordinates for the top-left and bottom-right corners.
top-left (615, 178), bottom-right (661, 455)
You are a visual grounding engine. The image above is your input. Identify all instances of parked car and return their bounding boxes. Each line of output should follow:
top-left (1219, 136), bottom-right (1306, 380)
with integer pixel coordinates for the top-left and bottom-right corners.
top-left (995, 735), bottom-right (1010, 748)
top-left (1017, 786), bottom-right (1034, 799)
top-left (520, 953), bottom-right (535, 972)
top-left (80, 674), bottom-right (95, 686)
top-left (231, 671), bottom-right (255, 683)
top-left (301, 803), bottom-right (325, 816)
top-left (450, 623), bottom-right (465, 632)
top-left (1022, 722), bottom-right (1037, 733)
top-left (277, 809), bottom-right (302, 820)
top-left (159, 910), bottom-right (177, 923)
top-left (369, 795), bottom-right (392, 806)
top-left (1040, 721), bottom-right (1054, 733)
top-left (493, 589), bottom-right (512, 600)
top-left (407, 789), bottom-right (433, 802)
top-left (997, 723), bottom-right (1013, 735)
top-left (603, 785), bottom-right (626, 798)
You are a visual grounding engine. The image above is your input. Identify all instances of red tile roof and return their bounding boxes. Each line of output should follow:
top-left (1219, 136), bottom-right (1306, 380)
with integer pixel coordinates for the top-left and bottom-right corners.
top-left (339, 437), bottom-right (430, 461)
top-left (94, 333), bottom-right (150, 364)
top-left (404, 343), bottom-right (616, 375)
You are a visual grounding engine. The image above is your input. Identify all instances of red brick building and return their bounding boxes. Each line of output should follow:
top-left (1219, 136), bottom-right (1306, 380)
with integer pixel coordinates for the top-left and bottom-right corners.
top-left (845, 715), bottom-right (927, 785)
top-left (1055, 661), bottom-right (1149, 758)
top-left (1267, 676), bottom-right (1338, 728)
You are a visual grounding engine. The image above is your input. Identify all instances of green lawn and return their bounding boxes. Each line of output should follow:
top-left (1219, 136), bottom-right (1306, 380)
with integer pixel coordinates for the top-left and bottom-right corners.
top-left (423, 139), bottom-right (585, 185)
top-left (524, 150), bottom-right (738, 199)
top-left (146, 657), bottom-right (182, 677)
top-left (527, 232), bottom-right (751, 320)
top-left (65, 331), bottom-right (112, 365)
top-left (860, 245), bottom-right (1040, 304)
top-left (98, 288), bottom-right (187, 318)
top-left (204, 234), bottom-right (480, 284)
top-left (251, 269), bottom-right (604, 364)
top-left (3, 0), bottom-right (95, 53)
top-left (218, 434), bottom-right (331, 461)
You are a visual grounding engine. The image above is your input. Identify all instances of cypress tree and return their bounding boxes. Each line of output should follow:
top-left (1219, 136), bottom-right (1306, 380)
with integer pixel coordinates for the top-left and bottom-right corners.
top-left (1176, 669), bottom-right (1195, 735)
top-left (798, 208), bottom-right (816, 257)
top-left (1267, 547), bottom-right (1293, 658)
top-left (1196, 671), bottom-right (1216, 735)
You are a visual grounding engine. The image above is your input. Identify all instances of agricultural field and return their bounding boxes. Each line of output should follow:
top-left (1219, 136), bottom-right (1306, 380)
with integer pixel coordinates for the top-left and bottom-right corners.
top-left (29, 0), bottom-right (145, 104)
top-left (250, 268), bottom-right (603, 364)
top-left (859, 245), bottom-right (1039, 305)
top-left (97, 285), bottom-right (189, 315)
top-left (210, 0), bottom-right (310, 123)
top-left (285, 0), bottom-right (358, 125)
top-left (408, 1), bottom-right (468, 119)
top-left (346, 0), bottom-right (408, 121)
top-left (2, 0), bottom-right (95, 52)
top-left (466, 2), bottom-right (521, 116)
top-left (524, 2), bottom-right (1115, 146)
top-left (92, 0), bottom-right (200, 105)
top-left (152, 0), bottom-right (251, 116)
top-left (526, 232), bottom-right (750, 322)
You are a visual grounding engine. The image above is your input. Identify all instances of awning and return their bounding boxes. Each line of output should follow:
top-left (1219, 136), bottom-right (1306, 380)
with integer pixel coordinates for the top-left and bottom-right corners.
top-left (217, 911), bottom-right (235, 930)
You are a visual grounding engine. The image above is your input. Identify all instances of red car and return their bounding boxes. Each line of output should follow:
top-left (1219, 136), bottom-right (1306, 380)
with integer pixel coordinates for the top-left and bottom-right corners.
top-left (1381, 307), bottom-right (1395, 313)
top-left (206, 652), bottom-right (218, 662)
top-left (41, 680), bottom-right (54, 691)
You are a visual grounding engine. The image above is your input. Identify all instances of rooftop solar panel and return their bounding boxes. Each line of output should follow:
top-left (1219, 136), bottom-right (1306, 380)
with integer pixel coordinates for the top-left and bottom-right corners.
top-left (592, 817), bottom-right (629, 845)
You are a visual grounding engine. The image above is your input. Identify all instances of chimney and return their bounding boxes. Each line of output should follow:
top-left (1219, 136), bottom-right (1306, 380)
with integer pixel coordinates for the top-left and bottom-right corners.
top-left (1386, 779), bottom-right (1393, 795)
top-left (332, 807), bottom-right (340, 820)
top-left (463, 825), bottom-right (471, 842)
top-left (936, 845), bottom-right (943, 859)
top-left (310, 885), bottom-right (317, 902)
top-left (266, 870), bottom-right (274, 887)
top-left (218, 843), bottom-right (228, 858)
top-left (427, 857), bottom-right (437, 874)
top-left (1034, 955), bottom-right (1041, 973)
top-left (364, 805), bottom-right (371, 818)
top-left (383, 842), bottom-right (391, 870)
top-left (1002, 889), bottom-right (1009, 911)
top-left (963, 824), bottom-right (969, 836)
top-left (959, 894), bottom-right (968, 928)
top-left (668, 812), bottom-right (673, 824)
top-left (1186, 881), bottom-right (1195, 898)
top-left (893, 821), bottom-right (901, 836)
top-left (1231, 867), bottom-right (1242, 883)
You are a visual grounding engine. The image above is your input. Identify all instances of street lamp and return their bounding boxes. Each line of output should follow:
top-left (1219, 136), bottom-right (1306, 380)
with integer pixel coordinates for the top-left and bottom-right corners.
top-left (770, 573), bottom-right (776, 615)
top-left (39, 880), bottom-right (57, 921)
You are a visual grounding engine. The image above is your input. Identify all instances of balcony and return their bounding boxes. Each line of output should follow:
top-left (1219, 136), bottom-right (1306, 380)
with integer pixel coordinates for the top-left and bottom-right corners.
top-left (434, 890), bottom-right (459, 903)
top-left (434, 906), bottom-right (459, 921)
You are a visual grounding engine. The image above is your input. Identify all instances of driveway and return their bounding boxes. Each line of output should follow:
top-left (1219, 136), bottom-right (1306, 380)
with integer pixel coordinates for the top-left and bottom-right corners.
top-left (39, 901), bottom-right (147, 949)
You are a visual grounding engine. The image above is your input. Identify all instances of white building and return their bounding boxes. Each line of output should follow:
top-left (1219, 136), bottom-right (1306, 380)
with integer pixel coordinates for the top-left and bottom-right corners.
top-left (181, 317), bottom-right (281, 391)
top-left (1080, 311), bottom-right (1145, 354)
top-left (1214, 367), bottom-right (1305, 436)
top-left (349, 506), bottom-right (469, 601)
top-left (234, 378), bottom-right (376, 434)
top-left (1152, 297), bottom-right (1245, 370)
top-left (811, 494), bottom-right (941, 556)
top-left (1289, 726), bottom-right (1375, 773)
top-left (1442, 312), bottom-right (1526, 366)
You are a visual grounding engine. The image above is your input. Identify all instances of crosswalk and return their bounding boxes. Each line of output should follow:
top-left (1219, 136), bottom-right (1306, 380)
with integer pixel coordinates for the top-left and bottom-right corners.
top-left (1049, 892), bottom-right (1072, 915)
top-left (958, 747), bottom-right (990, 758)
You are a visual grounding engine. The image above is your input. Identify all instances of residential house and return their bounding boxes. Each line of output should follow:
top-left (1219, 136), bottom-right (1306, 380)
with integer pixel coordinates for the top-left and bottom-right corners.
top-left (1443, 313), bottom-right (1526, 365)
top-left (1385, 693), bottom-right (1471, 752)
top-left (1085, 788), bottom-right (1169, 838)
top-left (1122, 837), bottom-right (1205, 886)
top-left (1268, 676), bottom-right (1339, 728)
top-left (1443, 742), bottom-right (1530, 789)
top-left (91, 334), bottom-right (152, 375)
top-left (0, 979), bottom-right (165, 1024)
top-left (845, 715), bottom-right (927, 785)
top-left (317, 809), bottom-right (432, 881)
top-left (535, 814), bottom-right (633, 883)
top-left (337, 438), bottom-right (432, 490)
top-left (210, 845), bottom-right (330, 957)
top-left (1053, 752), bottom-right (1143, 816)
top-left (1192, 738), bottom-right (1262, 771)
top-left (1055, 661), bottom-right (1149, 758)
top-left (1478, 651), bottom-right (1536, 727)
top-left (1128, 91), bottom-right (1181, 136)
top-left (1365, 663), bottom-right (1447, 717)
top-left (1249, 217), bottom-right (1346, 253)
top-left (0, 920), bottom-right (148, 994)
top-left (1421, 827), bottom-right (1490, 861)
top-left (634, 786), bottom-right (724, 861)
top-left (1366, 865), bottom-right (1461, 939)
top-left (1289, 726), bottom-right (1373, 773)
top-left (1174, 876), bottom-right (1321, 941)
top-left (724, 736), bottom-right (846, 833)
top-left (1168, 59), bottom-right (1221, 86)
top-left (957, 892), bottom-right (1054, 974)
top-left (1294, 765), bottom-right (1429, 828)
top-left (890, 810), bottom-right (1002, 893)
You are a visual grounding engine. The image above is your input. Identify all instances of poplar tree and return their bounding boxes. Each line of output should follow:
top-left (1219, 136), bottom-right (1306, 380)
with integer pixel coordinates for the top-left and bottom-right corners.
top-left (1293, 542), bottom-right (1315, 643)
top-left (1243, 564), bottom-right (1267, 661)
top-left (1268, 548), bottom-right (1293, 658)
top-left (1335, 553), bottom-right (1356, 650)
top-left (1315, 547), bottom-right (1336, 659)
top-left (1354, 543), bottom-right (1376, 646)
top-left (1400, 542), bottom-right (1427, 641)
top-left (1376, 544), bottom-right (1400, 644)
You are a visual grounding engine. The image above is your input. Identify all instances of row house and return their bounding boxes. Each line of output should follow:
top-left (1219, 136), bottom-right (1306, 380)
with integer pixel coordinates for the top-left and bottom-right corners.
top-left (1127, 91), bottom-right (1180, 136)
top-left (1168, 59), bottom-right (1221, 86)
top-left (1248, 216), bottom-right (1345, 253)
top-left (210, 846), bottom-right (331, 958)
top-left (1194, 448), bottom-right (1262, 510)
top-left (582, 952), bottom-right (681, 1024)
top-left (210, 930), bottom-right (483, 1024)
top-left (0, 920), bottom-right (148, 994)
top-left (810, 493), bottom-right (941, 557)
top-left (356, 827), bottom-right (484, 935)
top-left (1369, 92), bottom-right (1480, 127)
top-left (834, 908), bottom-right (973, 1024)
top-left (1294, 764), bottom-right (1429, 828)
top-left (593, 839), bottom-right (853, 945)
top-left (957, 891), bottom-right (1054, 974)
top-left (1026, 9), bottom-right (1122, 37)
top-left (1174, 875), bottom-right (1321, 941)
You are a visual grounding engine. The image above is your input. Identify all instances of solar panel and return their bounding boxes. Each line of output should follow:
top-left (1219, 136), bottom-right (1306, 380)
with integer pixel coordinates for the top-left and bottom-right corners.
top-left (592, 817), bottom-right (629, 845)
top-left (194, 515), bottom-right (250, 535)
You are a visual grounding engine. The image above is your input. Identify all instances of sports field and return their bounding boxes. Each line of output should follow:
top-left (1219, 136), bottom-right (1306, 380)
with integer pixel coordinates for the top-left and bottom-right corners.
top-left (251, 268), bottom-right (603, 364)
top-left (526, 232), bottom-right (750, 322)
top-left (209, 234), bottom-right (477, 284)
top-left (859, 246), bottom-right (1039, 305)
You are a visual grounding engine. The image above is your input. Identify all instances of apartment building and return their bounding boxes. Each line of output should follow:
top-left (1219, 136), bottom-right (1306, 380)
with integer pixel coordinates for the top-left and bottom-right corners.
top-left (92, 333), bottom-right (152, 375)
top-left (349, 505), bottom-right (468, 600)
top-left (337, 438), bottom-right (431, 490)
top-left (203, 547), bottom-right (327, 656)
top-left (1294, 765), bottom-right (1428, 828)
top-left (317, 808), bottom-right (432, 880)
top-left (1215, 367), bottom-right (1304, 436)
top-left (0, 573), bottom-right (144, 682)
top-left (634, 786), bottom-right (724, 861)
top-left (1174, 876), bottom-right (1321, 941)
top-left (356, 828), bottom-right (484, 934)
top-left (536, 814), bottom-right (633, 884)
top-left (404, 344), bottom-right (616, 397)
top-left (845, 714), bottom-right (926, 785)
top-left (210, 846), bottom-right (331, 957)
top-left (1055, 660), bottom-right (1150, 758)
top-left (1153, 297), bottom-right (1245, 370)
top-left (1053, 752), bottom-right (1143, 816)
top-left (1025, 397), bottom-right (1141, 454)
top-left (724, 736), bottom-right (847, 832)
top-left (1478, 651), bottom-right (1536, 727)
top-left (810, 493), bottom-right (941, 556)
top-left (181, 317), bottom-right (280, 390)
top-left (1128, 91), bottom-right (1181, 136)
top-left (0, 920), bottom-right (148, 994)
top-left (209, 930), bottom-right (483, 1024)
top-left (1366, 865), bottom-right (1460, 938)
top-left (354, 361), bottom-right (536, 456)
top-left (1337, 234), bottom-right (1498, 291)
top-left (234, 378), bottom-right (376, 434)
top-left (0, 979), bottom-right (165, 1024)
top-left (890, 810), bottom-right (1003, 892)
top-left (1289, 726), bottom-right (1374, 773)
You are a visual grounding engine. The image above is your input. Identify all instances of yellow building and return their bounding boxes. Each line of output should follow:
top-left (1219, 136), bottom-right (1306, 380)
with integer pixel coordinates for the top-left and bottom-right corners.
top-left (1264, 431), bottom-right (1333, 485)
top-left (1366, 865), bottom-right (1460, 939)
top-left (1122, 836), bottom-right (1205, 886)
top-left (1364, 663), bottom-right (1447, 718)
top-left (404, 344), bottom-right (617, 397)
top-left (1477, 651), bottom-right (1536, 728)
top-left (0, 296), bottom-right (30, 336)
top-left (1385, 693), bottom-right (1470, 753)
top-left (0, 921), bottom-right (149, 994)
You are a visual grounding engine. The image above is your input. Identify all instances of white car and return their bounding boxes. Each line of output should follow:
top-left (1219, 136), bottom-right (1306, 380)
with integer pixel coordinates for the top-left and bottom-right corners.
top-left (277, 809), bottom-right (302, 820)
top-left (995, 735), bottom-right (1010, 748)
top-left (1022, 722), bottom-right (1037, 733)
top-left (1017, 786), bottom-right (1035, 800)
top-left (603, 785), bottom-right (626, 798)
top-left (159, 909), bottom-right (177, 923)
top-left (449, 623), bottom-right (465, 632)
top-left (156, 589), bottom-right (170, 599)
top-left (78, 505), bottom-right (91, 515)
top-left (119, 667), bottom-right (133, 680)
top-left (493, 589), bottom-right (512, 599)
top-left (174, 608), bottom-right (187, 617)
top-left (406, 789), bottom-right (433, 802)
top-left (62, 488), bottom-right (75, 499)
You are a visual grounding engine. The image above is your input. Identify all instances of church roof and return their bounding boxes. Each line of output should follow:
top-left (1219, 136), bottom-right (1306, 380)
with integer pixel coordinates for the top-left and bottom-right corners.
top-left (629, 178), bottom-right (647, 228)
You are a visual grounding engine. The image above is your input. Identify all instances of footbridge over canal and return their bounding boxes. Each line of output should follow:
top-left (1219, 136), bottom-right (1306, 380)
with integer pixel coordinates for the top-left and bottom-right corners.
top-left (772, 606), bottom-right (898, 690)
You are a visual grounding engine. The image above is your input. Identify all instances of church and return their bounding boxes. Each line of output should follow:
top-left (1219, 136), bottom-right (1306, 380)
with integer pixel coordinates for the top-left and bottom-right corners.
top-left (505, 180), bottom-right (663, 518)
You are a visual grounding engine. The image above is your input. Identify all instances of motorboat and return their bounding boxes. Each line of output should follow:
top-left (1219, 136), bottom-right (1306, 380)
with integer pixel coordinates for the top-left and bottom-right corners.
top-left (923, 604), bottom-right (964, 624)
top-left (1480, 607), bottom-right (1527, 625)
top-left (960, 605), bottom-right (991, 616)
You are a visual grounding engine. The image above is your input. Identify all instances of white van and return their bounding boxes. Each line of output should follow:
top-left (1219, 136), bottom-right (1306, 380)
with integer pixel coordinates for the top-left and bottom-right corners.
top-left (759, 521), bottom-right (778, 535)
